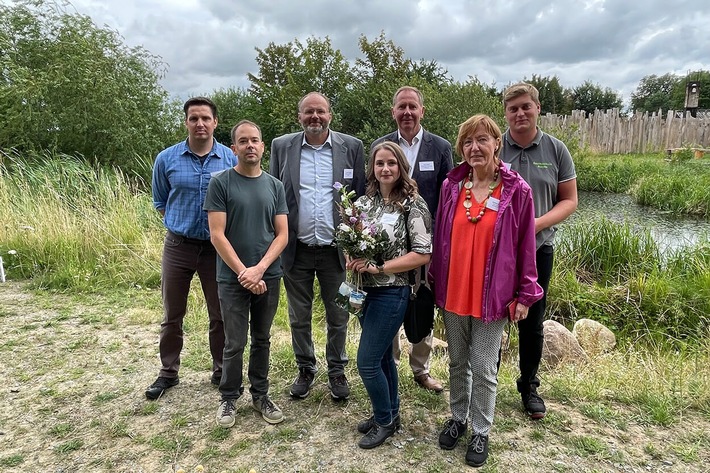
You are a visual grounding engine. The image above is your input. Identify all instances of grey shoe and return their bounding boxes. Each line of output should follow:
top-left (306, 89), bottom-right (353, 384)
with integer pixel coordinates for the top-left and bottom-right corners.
top-left (216, 399), bottom-right (237, 428)
top-left (252, 396), bottom-right (284, 424)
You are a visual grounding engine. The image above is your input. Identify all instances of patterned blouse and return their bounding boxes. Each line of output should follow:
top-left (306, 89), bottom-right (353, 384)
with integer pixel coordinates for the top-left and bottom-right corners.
top-left (355, 192), bottom-right (432, 288)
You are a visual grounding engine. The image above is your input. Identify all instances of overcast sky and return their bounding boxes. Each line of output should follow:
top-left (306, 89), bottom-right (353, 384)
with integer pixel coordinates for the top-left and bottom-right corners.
top-left (62, 0), bottom-right (709, 105)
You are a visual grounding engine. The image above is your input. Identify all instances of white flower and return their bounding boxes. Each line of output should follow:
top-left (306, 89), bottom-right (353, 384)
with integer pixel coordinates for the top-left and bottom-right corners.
top-left (338, 223), bottom-right (351, 233)
top-left (7, 250), bottom-right (17, 255)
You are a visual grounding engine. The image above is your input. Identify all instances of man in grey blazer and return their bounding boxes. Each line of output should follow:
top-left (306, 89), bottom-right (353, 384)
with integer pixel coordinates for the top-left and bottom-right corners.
top-left (372, 86), bottom-right (453, 393)
top-left (270, 92), bottom-right (366, 401)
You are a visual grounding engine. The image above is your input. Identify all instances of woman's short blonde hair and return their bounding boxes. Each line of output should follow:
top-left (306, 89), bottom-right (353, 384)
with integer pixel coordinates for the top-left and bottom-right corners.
top-left (455, 114), bottom-right (502, 159)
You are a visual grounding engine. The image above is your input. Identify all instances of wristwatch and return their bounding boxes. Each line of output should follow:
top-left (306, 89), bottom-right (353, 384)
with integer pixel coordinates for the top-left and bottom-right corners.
top-left (376, 263), bottom-right (385, 274)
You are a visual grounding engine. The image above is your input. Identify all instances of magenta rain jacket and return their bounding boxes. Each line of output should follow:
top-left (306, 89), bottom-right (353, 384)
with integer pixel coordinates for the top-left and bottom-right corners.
top-left (428, 161), bottom-right (544, 323)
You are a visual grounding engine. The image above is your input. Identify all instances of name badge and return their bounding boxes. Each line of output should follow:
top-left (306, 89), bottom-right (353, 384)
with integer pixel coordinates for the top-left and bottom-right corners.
top-left (418, 161), bottom-right (435, 172)
top-left (343, 168), bottom-right (354, 179)
top-left (380, 213), bottom-right (398, 225)
top-left (486, 196), bottom-right (500, 211)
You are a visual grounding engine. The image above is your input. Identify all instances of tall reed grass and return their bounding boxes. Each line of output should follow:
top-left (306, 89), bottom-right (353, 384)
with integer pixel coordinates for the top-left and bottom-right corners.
top-left (0, 149), bottom-right (163, 290)
top-left (552, 218), bottom-right (710, 342)
top-left (575, 153), bottom-right (710, 217)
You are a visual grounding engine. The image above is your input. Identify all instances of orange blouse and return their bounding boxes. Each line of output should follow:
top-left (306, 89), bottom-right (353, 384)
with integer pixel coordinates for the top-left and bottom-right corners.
top-left (444, 182), bottom-right (502, 317)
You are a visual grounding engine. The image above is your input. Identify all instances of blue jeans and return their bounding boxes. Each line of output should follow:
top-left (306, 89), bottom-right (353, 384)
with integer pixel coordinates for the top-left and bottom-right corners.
top-left (217, 278), bottom-right (281, 401)
top-left (357, 285), bottom-right (409, 425)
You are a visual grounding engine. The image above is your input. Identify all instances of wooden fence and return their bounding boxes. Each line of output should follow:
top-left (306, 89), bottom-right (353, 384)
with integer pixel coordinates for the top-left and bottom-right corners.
top-left (539, 109), bottom-right (710, 154)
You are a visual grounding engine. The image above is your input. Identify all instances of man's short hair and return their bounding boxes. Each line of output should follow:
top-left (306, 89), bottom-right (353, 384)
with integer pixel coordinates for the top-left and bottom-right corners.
top-left (183, 96), bottom-right (218, 118)
top-left (297, 92), bottom-right (331, 112)
top-left (392, 86), bottom-right (424, 106)
top-left (502, 82), bottom-right (540, 106)
top-left (231, 120), bottom-right (262, 144)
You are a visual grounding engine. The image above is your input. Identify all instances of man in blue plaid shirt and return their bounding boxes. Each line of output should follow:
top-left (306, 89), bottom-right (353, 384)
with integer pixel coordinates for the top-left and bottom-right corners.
top-left (146, 97), bottom-right (237, 400)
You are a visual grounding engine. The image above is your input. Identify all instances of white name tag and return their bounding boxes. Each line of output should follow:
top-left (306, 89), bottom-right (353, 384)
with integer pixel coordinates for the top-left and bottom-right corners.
top-left (380, 213), bottom-right (398, 225)
top-left (418, 161), bottom-right (435, 172)
top-left (343, 168), bottom-right (354, 179)
top-left (486, 196), bottom-right (500, 211)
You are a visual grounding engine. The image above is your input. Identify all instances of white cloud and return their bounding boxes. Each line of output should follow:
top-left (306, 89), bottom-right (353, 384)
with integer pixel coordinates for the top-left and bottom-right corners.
top-left (62, 0), bottom-right (710, 105)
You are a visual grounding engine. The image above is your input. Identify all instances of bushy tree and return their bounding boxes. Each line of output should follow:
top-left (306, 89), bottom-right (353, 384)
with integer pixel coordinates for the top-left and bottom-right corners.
top-left (0, 0), bottom-right (181, 172)
top-left (630, 73), bottom-right (681, 113)
top-left (524, 74), bottom-right (572, 115)
top-left (571, 80), bottom-right (623, 116)
top-left (247, 36), bottom-right (353, 145)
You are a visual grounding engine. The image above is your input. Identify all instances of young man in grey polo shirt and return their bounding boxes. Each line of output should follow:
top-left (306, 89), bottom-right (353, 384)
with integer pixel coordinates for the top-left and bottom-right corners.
top-left (500, 82), bottom-right (578, 420)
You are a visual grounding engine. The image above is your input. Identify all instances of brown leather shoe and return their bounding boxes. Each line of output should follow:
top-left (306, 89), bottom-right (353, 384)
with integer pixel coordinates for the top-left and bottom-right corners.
top-left (414, 373), bottom-right (444, 393)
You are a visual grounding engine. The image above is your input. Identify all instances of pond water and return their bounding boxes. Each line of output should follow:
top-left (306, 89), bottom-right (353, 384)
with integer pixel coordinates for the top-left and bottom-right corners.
top-left (561, 191), bottom-right (710, 252)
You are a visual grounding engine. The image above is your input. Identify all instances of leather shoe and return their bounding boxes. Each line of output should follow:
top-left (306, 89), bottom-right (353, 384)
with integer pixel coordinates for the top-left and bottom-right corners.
top-left (358, 420), bottom-right (397, 449)
top-left (357, 413), bottom-right (401, 434)
top-left (145, 376), bottom-right (179, 400)
top-left (415, 373), bottom-right (444, 393)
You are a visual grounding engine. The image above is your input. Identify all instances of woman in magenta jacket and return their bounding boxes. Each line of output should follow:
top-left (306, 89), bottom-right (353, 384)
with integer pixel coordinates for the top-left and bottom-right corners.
top-left (428, 114), bottom-right (543, 467)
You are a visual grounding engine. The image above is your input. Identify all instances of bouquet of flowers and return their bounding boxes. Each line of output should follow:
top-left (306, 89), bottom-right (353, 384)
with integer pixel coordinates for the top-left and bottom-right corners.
top-left (332, 182), bottom-right (389, 316)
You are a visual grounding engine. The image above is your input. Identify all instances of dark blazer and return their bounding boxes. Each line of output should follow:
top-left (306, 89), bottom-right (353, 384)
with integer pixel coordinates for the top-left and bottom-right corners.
top-left (270, 130), bottom-right (366, 271)
top-left (372, 129), bottom-right (453, 218)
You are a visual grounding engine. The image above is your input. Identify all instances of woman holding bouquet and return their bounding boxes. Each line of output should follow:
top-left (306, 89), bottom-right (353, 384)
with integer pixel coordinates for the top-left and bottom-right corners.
top-left (346, 141), bottom-right (432, 449)
top-left (428, 115), bottom-right (543, 467)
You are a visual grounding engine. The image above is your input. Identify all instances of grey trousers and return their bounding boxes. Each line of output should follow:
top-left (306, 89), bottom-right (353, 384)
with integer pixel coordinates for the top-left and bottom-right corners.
top-left (443, 310), bottom-right (506, 435)
top-left (283, 243), bottom-right (348, 376)
top-left (217, 279), bottom-right (280, 401)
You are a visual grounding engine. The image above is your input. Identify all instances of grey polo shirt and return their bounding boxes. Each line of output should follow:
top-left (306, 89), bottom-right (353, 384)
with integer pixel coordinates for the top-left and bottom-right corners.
top-left (500, 128), bottom-right (576, 249)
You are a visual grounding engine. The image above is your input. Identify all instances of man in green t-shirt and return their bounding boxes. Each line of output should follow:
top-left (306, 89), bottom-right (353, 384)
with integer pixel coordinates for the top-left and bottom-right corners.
top-left (204, 120), bottom-right (289, 428)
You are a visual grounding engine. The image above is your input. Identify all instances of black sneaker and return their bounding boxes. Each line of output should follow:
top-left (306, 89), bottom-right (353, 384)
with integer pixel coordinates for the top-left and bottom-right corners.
top-left (522, 387), bottom-right (547, 419)
top-left (211, 371), bottom-right (222, 386)
top-left (328, 374), bottom-right (350, 400)
top-left (465, 434), bottom-right (489, 467)
top-left (290, 368), bottom-right (315, 398)
top-left (357, 420), bottom-right (397, 449)
top-left (145, 376), bottom-right (179, 400)
top-left (438, 419), bottom-right (467, 450)
top-left (357, 413), bottom-right (401, 434)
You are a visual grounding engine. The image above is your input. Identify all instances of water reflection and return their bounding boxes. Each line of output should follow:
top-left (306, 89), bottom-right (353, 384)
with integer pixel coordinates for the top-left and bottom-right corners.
top-left (561, 191), bottom-right (710, 252)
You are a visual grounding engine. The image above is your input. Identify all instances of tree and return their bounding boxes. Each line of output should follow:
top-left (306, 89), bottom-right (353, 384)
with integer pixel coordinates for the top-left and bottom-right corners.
top-left (0, 0), bottom-right (181, 172)
top-left (571, 80), bottom-right (623, 116)
top-left (209, 87), bottom-right (260, 146)
top-left (247, 36), bottom-right (353, 145)
top-left (339, 32), bottom-right (453, 149)
top-left (524, 75), bottom-right (571, 115)
top-left (630, 74), bottom-right (682, 113)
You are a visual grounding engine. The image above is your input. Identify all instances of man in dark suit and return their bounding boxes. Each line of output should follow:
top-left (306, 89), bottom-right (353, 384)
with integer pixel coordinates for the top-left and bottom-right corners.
top-left (372, 86), bottom-right (453, 393)
top-left (270, 92), bottom-right (366, 401)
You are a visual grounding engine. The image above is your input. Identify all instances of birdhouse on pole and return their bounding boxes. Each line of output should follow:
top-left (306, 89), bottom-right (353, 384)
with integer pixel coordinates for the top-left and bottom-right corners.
top-left (685, 81), bottom-right (699, 117)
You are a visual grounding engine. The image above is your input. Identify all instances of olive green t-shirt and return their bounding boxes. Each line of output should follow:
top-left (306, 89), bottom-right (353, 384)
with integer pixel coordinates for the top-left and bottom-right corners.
top-left (204, 169), bottom-right (288, 282)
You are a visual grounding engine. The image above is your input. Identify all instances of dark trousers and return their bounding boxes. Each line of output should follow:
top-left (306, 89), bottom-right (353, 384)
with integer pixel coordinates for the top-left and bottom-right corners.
top-left (218, 278), bottom-right (281, 401)
top-left (158, 231), bottom-right (224, 378)
top-left (283, 242), bottom-right (348, 376)
top-left (517, 245), bottom-right (554, 393)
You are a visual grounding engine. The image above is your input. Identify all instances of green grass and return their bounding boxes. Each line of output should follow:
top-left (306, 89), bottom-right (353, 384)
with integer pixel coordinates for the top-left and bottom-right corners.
top-left (575, 152), bottom-right (710, 216)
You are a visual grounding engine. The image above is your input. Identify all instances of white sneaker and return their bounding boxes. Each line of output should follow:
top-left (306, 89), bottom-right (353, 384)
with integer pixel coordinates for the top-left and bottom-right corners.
top-left (216, 399), bottom-right (236, 428)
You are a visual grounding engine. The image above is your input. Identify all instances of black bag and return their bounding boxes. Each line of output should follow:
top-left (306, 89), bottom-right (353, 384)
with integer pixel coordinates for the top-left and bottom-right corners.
top-left (401, 200), bottom-right (435, 344)
top-left (404, 283), bottom-right (435, 344)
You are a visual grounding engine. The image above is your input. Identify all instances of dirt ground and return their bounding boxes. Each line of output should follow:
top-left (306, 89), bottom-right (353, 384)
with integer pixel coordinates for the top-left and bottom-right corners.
top-left (0, 281), bottom-right (708, 473)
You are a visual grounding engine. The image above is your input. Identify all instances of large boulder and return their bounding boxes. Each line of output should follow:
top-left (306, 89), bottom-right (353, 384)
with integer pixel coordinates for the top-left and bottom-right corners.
top-left (542, 320), bottom-right (588, 367)
top-left (572, 318), bottom-right (616, 355)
